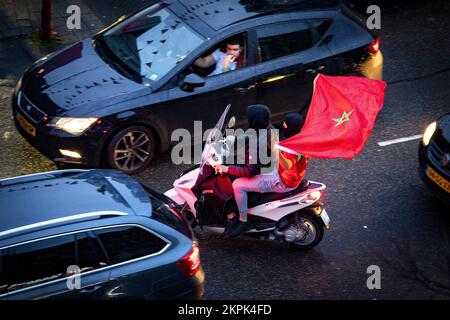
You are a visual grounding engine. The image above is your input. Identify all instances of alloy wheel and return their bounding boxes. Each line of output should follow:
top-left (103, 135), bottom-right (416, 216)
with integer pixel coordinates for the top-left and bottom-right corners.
top-left (113, 131), bottom-right (152, 172)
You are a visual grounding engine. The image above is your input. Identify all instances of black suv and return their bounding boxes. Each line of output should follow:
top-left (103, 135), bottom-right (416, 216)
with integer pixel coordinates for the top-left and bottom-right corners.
top-left (12, 0), bottom-right (383, 173)
top-left (0, 169), bottom-right (204, 299)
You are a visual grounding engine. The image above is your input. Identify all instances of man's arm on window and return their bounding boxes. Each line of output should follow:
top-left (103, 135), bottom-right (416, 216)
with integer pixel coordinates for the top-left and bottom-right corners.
top-left (193, 54), bottom-right (216, 68)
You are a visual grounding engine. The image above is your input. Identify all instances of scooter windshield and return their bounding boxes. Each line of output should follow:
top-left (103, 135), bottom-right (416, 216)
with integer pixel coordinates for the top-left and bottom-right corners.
top-left (199, 104), bottom-right (231, 173)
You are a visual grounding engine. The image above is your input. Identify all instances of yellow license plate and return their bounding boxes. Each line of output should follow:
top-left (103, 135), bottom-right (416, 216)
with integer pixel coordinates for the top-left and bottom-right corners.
top-left (17, 113), bottom-right (36, 137)
top-left (426, 166), bottom-right (450, 194)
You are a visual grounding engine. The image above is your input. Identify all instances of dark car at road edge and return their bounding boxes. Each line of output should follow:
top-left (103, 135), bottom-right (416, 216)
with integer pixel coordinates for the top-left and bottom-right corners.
top-left (0, 169), bottom-right (204, 299)
top-left (418, 113), bottom-right (450, 204)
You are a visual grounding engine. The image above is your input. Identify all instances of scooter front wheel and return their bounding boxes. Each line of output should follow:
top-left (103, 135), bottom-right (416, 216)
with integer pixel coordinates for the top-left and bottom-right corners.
top-left (288, 211), bottom-right (324, 250)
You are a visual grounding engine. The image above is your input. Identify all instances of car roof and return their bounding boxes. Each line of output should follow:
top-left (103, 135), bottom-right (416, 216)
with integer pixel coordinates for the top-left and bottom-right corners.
top-left (0, 169), bottom-right (152, 239)
top-left (173, 0), bottom-right (340, 31)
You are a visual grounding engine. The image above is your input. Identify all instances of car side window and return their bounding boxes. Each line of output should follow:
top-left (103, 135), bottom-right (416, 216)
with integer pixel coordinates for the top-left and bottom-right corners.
top-left (162, 33), bottom-right (248, 90)
top-left (75, 232), bottom-right (108, 272)
top-left (0, 235), bottom-right (76, 294)
top-left (187, 33), bottom-right (247, 78)
top-left (256, 21), bottom-right (315, 63)
top-left (94, 226), bottom-right (167, 264)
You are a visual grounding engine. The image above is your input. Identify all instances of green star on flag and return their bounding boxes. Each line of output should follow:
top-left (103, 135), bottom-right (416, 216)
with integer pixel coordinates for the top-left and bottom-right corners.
top-left (333, 109), bottom-right (354, 127)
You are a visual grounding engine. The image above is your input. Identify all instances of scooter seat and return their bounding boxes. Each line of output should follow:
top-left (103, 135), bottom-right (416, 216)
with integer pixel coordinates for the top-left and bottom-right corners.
top-left (247, 180), bottom-right (310, 208)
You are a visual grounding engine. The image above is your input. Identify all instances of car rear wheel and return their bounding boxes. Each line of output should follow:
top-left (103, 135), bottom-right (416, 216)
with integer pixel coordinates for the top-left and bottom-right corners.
top-left (106, 125), bottom-right (155, 174)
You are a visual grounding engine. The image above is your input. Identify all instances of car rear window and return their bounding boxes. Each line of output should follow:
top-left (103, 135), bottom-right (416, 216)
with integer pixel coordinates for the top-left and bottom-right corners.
top-left (256, 21), bottom-right (314, 62)
top-left (94, 226), bottom-right (167, 264)
top-left (141, 185), bottom-right (193, 239)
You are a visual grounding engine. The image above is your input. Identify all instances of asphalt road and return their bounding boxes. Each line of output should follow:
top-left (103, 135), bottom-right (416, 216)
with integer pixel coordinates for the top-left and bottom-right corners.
top-left (0, 1), bottom-right (449, 299)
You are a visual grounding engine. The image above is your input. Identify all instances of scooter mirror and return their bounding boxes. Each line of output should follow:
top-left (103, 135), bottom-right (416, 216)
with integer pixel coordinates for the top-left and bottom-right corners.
top-left (227, 116), bottom-right (236, 129)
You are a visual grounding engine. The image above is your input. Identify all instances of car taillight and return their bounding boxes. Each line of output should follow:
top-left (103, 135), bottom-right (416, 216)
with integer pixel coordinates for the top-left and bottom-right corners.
top-left (177, 243), bottom-right (200, 278)
top-left (368, 38), bottom-right (380, 54)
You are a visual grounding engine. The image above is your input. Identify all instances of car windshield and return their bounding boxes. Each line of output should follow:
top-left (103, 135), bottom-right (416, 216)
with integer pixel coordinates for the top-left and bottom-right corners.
top-left (99, 3), bottom-right (204, 84)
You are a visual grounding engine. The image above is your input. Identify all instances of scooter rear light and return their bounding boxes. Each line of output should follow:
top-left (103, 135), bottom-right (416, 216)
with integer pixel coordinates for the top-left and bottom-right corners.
top-left (307, 191), bottom-right (322, 201)
top-left (177, 243), bottom-right (201, 278)
top-left (368, 38), bottom-right (380, 54)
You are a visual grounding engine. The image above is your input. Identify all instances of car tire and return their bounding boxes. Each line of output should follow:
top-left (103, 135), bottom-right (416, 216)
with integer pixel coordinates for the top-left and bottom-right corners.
top-left (106, 125), bottom-right (156, 174)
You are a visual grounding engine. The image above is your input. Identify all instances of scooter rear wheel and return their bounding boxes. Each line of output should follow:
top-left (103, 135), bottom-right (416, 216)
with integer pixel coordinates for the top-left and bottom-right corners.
top-left (288, 211), bottom-right (324, 250)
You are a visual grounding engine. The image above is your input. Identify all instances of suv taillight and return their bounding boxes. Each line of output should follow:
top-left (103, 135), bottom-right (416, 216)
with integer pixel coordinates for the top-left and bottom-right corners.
top-left (177, 243), bottom-right (200, 278)
top-left (368, 38), bottom-right (380, 54)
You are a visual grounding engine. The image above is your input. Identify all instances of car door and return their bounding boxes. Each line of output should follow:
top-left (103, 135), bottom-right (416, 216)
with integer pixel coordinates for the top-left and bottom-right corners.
top-left (252, 19), bottom-right (334, 123)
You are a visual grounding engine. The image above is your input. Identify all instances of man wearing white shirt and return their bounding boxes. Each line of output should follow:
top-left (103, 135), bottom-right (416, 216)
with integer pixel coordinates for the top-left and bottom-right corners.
top-left (193, 38), bottom-right (243, 75)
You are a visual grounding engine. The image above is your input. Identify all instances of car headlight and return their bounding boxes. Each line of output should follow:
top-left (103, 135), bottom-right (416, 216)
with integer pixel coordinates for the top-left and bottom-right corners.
top-left (14, 75), bottom-right (23, 96)
top-left (49, 117), bottom-right (98, 135)
top-left (422, 121), bottom-right (437, 146)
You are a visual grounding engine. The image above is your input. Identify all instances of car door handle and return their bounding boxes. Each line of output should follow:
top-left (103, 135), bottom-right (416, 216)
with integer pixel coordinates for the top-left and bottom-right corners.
top-left (234, 84), bottom-right (256, 94)
top-left (306, 65), bottom-right (325, 74)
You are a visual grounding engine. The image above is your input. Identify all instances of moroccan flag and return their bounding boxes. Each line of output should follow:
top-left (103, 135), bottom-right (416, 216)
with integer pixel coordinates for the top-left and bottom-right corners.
top-left (277, 74), bottom-right (387, 159)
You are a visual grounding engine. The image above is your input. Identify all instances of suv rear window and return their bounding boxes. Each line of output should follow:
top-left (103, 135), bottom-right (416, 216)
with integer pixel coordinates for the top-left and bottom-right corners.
top-left (142, 185), bottom-right (192, 239)
top-left (94, 226), bottom-right (167, 264)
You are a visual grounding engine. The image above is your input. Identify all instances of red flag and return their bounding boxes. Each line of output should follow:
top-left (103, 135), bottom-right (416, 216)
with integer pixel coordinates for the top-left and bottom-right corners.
top-left (277, 74), bottom-right (386, 159)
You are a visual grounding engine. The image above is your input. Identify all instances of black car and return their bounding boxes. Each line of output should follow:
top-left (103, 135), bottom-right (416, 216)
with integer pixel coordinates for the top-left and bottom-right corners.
top-left (419, 113), bottom-right (450, 204)
top-left (0, 169), bottom-right (204, 299)
top-left (12, 0), bottom-right (383, 174)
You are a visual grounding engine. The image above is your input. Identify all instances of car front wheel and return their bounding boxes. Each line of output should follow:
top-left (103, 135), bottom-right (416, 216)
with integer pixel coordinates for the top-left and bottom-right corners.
top-left (106, 125), bottom-right (156, 174)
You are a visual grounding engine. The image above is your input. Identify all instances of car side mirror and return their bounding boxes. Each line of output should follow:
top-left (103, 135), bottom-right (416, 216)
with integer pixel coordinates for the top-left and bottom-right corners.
top-left (180, 73), bottom-right (205, 92)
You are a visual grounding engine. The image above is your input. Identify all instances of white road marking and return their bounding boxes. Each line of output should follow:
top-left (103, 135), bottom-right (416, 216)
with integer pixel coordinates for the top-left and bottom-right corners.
top-left (377, 134), bottom-right (423, 147)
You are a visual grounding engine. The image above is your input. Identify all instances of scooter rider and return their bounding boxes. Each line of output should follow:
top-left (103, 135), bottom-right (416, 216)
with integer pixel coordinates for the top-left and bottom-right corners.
top-left (214, 104), bottom-right (278, 231)
top-left (218, 113), bottom-right (309, 238)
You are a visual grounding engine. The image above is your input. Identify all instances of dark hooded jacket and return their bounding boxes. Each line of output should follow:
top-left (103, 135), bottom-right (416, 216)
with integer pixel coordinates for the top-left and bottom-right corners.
top-left (282, 113), bottom-right (305, 139)
top-left (227, 104), bottom-right (277, 177)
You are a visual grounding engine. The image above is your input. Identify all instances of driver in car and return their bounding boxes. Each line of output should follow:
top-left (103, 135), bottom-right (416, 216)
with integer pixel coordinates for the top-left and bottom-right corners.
top-left (193, 37), bottom-right (243, 76)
